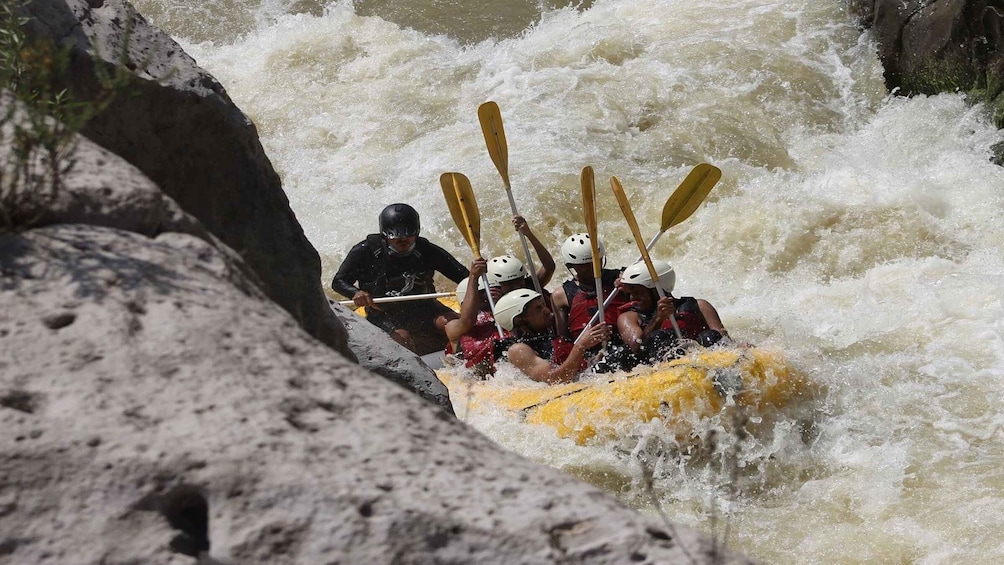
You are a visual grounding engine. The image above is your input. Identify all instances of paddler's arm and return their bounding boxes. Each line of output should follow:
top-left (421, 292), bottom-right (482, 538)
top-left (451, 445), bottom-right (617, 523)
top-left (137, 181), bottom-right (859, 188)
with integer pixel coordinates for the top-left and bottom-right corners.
top-left (628, 296), bottom-right (678, 343)
top-left (507, 324), bottom-right (609, 384)
top-left (446, 258), bottom-right (488, 345)
top-left (550, 286), bottom-right (571, 339)
top-left (616, 311), bottom-right (647, 353)
top-left (513, 215), bottom-right (556, 286)
top-left (332, 242), bottom-right (377, 309)
top-left (426, 240), bottom-right (470, 283)
top-left (697, 299), bottom-right (730, 339)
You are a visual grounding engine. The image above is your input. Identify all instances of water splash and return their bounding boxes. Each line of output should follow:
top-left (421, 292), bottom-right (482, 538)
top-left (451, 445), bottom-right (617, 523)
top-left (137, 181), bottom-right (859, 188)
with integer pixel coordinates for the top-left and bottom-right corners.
top-left (146, 0), bottom-right (1004, 561)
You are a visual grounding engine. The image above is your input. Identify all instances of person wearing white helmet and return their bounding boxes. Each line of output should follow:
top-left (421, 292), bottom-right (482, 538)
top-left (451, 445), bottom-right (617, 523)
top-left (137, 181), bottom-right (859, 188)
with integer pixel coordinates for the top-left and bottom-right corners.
top-left (493, 289), bottom-right (610, 384)
top-left (486, 252), bottom-right (559, 331)
top-left (550, 233), bottom-right (633, 341)
top-left (616, 258), bottom-right (729, 366)
top-left (487, 215), bottom-right (557, 296)
top-left (444, 257), bottom-right (509, 373)
top-left (331, 203), bottom-right (469, 354)
top-left (486, 254), bottom-right (527, 290)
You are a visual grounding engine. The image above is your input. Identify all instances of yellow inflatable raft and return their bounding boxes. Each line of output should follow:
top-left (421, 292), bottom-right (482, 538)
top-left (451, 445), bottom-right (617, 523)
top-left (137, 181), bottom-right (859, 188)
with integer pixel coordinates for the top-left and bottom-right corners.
top-left (436, 347), bottom-right (811, 445)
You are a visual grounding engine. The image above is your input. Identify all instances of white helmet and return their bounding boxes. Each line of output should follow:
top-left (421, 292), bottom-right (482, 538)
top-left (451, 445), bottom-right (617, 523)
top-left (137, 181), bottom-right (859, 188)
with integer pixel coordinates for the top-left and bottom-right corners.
top-left (560, 233), bottom-right (605, 265)
top-left (487, 255), bottom-right (527, 284)
top-left (620, 259), bottom-right (676, 293)
top-left (494, 289), bottom-right (541, 331)
top-left (455, 276), bottom-right (487, 305)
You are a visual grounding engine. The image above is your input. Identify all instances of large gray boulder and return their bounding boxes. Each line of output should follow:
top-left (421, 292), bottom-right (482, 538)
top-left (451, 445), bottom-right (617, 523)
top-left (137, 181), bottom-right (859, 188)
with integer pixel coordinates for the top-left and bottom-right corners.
top-left (330, 301), bottom-right (453, 412)
top-left (850, 0), bottom-right (1004, 123)
top-left (20, 0), bottom-right (354, 360)
top-left (0, 142), bottom-right (752, 565)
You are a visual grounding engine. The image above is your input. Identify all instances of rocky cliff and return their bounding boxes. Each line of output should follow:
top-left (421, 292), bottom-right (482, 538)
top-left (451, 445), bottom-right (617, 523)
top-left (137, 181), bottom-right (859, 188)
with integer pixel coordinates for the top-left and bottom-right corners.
top-left (850, 0), bottom-right (1004, 125)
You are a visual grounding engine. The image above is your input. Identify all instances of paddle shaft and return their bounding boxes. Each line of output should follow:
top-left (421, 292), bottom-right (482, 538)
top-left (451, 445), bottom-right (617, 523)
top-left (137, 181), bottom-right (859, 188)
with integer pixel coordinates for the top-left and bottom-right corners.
top-left (338, 292), bottom-right (455, 306)
top-left (581, 166), bottom-right (607, 353)
top-left (455, 182), bottom-right (505, 337)
top-left (504, 181), bottom-right (544, 296)
top-left (441, 172), bottom-right (505, 337)
top-left (481, 273), bottom-right (504, 337)
top-left (479, 102), bottom-right (544, 295)
top-left (611, 176), bottom-right (683, 340)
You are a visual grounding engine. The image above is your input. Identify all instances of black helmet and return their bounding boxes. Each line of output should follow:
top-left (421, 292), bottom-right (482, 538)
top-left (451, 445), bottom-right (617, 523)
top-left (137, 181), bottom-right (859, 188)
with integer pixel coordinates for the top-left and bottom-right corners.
top-left (379, 203), bottom-right (421, 238)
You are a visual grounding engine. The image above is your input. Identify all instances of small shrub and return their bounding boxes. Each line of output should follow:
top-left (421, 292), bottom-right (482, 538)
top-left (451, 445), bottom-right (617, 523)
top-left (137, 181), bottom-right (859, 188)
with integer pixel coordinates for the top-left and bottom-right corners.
top-left (0, 0), bottom-right (133, 232)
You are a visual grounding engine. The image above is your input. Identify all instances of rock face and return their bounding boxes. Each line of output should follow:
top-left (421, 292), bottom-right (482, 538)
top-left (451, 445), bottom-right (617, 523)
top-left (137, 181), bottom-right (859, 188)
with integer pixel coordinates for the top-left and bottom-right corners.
top-left (851, 0), bottom-right (1004, 118)
top-left (0, 135), bottom-right (752, 565)
top-left (21, 0), bottom-right (354, 360)
top-left (330, 301), bottom-right (453, 411)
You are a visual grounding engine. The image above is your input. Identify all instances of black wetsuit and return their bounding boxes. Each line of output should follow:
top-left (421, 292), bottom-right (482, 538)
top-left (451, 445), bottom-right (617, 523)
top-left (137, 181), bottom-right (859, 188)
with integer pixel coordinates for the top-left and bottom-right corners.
top-left (332, 234), bottom-right (468, 354)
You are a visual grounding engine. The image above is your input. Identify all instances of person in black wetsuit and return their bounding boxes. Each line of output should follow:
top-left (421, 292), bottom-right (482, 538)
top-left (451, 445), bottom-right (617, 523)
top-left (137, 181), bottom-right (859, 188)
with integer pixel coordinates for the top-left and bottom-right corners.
top-left (331, 203), bottom-right (469, 354)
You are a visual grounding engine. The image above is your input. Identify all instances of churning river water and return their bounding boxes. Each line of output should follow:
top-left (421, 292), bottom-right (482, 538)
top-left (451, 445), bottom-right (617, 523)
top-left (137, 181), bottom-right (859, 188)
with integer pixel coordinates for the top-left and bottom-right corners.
top-left (130, 0), bottom-right (1004, 562)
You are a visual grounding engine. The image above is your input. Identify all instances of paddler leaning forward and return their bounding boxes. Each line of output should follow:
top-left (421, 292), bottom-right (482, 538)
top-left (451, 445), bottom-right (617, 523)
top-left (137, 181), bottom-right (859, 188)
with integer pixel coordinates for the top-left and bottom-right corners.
top-left (493, 289), bottom-right (610, 384)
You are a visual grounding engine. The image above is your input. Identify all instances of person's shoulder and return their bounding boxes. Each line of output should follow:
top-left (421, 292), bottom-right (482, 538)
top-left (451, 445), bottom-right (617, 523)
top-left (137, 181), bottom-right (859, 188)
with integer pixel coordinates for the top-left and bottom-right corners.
top-left (695, 297), bottom-right (718, 310)
top-left (352, 234), bottom-right (382, 248)
top-left (415, 237), bottom-right (449, 254)
top-left (617, 303), bottom-right (640, 316)
top-left (676, 296), bottom-right (702, 311)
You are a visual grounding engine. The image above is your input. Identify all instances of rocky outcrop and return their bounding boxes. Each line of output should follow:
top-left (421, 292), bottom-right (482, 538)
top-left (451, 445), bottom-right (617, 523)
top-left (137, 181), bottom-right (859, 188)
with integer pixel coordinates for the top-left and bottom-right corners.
top-left (0, 129), bottom-right (750, 565)
top-left (850, 0), bottom-right (1004, 123)
top-left (20, 0), bottom-right (354, 360)
top-left (330, 301), bottom-right (453, 411)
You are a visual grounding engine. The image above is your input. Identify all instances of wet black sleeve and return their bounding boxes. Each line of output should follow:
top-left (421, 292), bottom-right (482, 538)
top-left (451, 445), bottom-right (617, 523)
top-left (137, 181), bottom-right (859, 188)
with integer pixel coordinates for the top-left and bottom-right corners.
top-left (331, 241), bottom-right (370, 299)
top-left (425, 242), bottom-right (469, 283)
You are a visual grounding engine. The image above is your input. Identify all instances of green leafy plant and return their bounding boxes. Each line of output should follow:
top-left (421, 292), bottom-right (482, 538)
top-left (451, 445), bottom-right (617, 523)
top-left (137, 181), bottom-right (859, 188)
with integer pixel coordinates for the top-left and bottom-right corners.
top-left (0, 0), bottom-right (133, 232)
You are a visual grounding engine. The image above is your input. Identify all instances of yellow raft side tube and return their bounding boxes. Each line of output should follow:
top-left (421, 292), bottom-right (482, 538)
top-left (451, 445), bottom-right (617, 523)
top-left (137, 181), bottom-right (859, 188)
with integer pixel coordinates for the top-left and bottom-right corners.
top-left (438, 347), bottom-right (811, 445)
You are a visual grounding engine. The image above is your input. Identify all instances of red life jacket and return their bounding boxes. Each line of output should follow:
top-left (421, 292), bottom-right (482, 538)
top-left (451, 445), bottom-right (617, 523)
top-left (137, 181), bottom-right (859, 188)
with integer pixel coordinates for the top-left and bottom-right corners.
top-left (460, 311), bottom-right (508, 369)
top-left (512, 334), bottom-right (582, 370)
top-left (564, 269), bottom-right (632, 339)
top-left (633, 296), bottom-right (709, 341)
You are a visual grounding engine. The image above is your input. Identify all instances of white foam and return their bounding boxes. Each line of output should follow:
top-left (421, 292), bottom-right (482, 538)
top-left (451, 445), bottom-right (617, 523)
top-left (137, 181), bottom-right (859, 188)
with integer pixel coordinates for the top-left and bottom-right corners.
top-left (157, 0), bottom-right (1004, 560)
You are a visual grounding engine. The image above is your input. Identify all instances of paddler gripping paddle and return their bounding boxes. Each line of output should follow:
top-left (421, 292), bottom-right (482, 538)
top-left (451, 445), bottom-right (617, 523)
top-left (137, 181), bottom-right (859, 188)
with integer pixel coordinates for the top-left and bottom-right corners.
top-left (578, 163), bottom-right (721, 333)
top-left (478, 101), bottom-right (544, 295)
top-left (440, 172), bottom-right (505, 337)
top-left (610, 175), bottom-right (684, 339)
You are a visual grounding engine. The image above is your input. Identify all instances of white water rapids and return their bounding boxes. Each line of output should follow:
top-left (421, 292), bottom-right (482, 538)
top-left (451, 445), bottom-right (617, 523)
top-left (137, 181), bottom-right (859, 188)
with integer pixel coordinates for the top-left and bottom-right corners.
top-left (133, 0), bottom-right (1004, 561)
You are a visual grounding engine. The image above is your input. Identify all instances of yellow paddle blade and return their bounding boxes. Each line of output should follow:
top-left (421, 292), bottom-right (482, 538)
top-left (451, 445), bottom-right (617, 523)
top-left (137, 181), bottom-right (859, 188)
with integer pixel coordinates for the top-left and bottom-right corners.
top-left (440, 172), bottom-right (481, 257)
top-left (661, 163), bottom-right (722, 231)
top-left (581, 166), bottom-right (603, 279)
top-left (478, 101), bottom-right (511, 189)
top-left (611, 176), bottom-right (660, 282)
